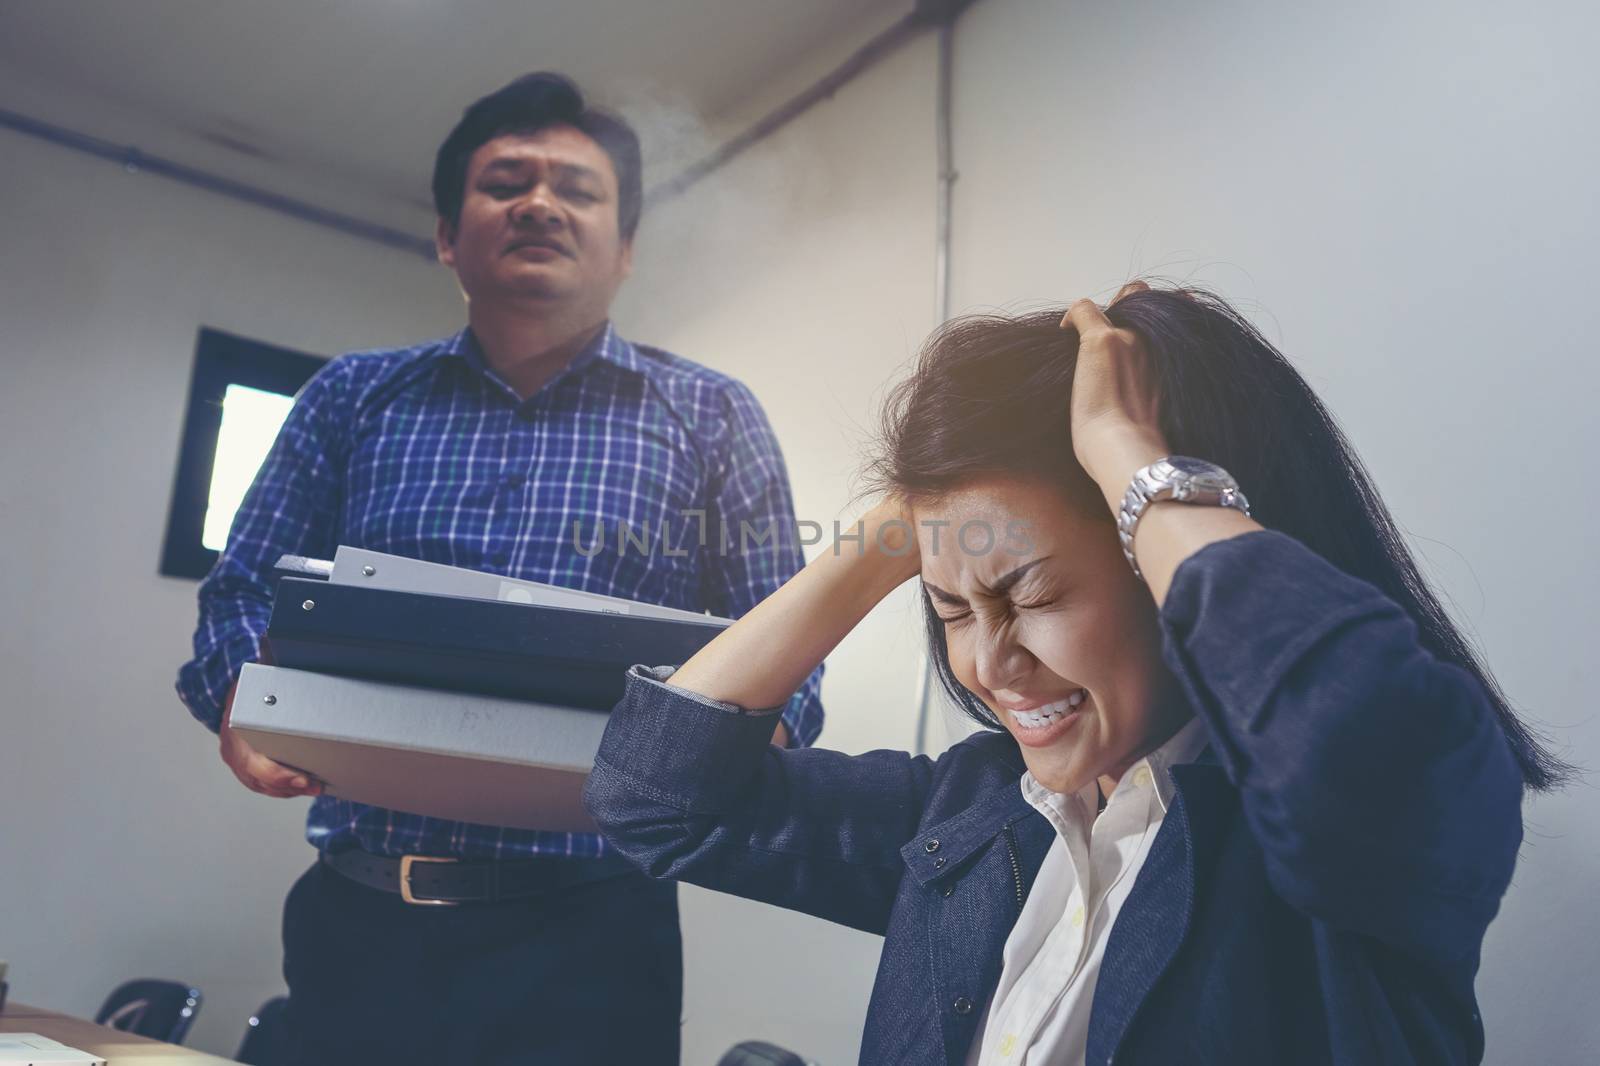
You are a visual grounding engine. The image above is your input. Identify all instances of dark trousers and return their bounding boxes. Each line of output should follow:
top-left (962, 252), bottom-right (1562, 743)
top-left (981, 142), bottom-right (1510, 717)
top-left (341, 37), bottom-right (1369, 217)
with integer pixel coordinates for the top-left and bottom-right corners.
top-left (281, 857), bottom-right (682, 1066)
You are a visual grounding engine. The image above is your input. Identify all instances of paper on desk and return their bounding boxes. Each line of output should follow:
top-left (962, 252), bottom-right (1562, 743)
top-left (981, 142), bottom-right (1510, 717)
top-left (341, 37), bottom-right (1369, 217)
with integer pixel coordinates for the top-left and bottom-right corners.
top-left (0, 1033), bottom-right (106, 1065)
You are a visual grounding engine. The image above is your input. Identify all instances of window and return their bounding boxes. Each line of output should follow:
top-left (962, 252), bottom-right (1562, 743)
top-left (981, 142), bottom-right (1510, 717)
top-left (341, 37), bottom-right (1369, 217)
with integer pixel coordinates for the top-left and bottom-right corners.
top-left (160, 328), bottom-right (326, 579)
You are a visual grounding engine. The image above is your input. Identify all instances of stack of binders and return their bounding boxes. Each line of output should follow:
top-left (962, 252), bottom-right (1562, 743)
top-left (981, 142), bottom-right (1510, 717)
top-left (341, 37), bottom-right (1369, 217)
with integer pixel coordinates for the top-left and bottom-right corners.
top-left (229, 549), bottom-right (730, 831)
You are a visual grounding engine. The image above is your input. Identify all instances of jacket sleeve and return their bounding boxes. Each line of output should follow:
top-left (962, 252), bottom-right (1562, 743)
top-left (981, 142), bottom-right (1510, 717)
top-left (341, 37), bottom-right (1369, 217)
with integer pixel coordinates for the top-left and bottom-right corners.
top-left (583, 665), bottom-right (934, 935)
top-left (1159, 530), bottom-right (1525, 965)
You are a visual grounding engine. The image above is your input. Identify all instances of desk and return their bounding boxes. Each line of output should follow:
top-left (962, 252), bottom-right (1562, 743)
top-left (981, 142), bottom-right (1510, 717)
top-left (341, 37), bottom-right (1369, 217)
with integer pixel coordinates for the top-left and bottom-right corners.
top-left (0, 1003), bottom-right (239, 1064)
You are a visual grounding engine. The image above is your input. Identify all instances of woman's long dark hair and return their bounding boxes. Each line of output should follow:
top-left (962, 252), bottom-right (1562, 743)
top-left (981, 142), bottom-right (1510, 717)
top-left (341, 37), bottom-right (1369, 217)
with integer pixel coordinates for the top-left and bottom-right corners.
top-left (865, 287), bottom-right (1568, 791)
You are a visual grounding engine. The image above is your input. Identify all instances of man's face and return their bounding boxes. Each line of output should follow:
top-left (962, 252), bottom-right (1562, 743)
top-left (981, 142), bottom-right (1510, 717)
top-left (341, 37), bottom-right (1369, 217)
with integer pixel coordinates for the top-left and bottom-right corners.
top-left (436, 126), bottom-right (633, 315)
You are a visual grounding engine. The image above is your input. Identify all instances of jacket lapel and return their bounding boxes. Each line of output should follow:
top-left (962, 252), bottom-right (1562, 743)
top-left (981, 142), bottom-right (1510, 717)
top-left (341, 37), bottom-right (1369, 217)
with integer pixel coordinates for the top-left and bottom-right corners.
top-left (1086, 758), bottom-right (1236, 1064)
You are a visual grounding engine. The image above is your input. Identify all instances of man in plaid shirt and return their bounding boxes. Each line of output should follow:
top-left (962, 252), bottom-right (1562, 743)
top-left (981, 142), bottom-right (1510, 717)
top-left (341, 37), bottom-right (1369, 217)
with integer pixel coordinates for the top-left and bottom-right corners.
top-left (176, 72), bottom-right (823, 1065)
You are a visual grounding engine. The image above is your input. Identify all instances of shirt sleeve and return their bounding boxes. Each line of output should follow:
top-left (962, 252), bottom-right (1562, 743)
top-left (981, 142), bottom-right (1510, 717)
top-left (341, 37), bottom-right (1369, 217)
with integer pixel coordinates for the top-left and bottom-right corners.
top-left (174, 356), bottom-right (354, 731)
top-left (1158, 529), bottom-right (1524, 966)
top-left (698, 379), bottom-right (825, 748)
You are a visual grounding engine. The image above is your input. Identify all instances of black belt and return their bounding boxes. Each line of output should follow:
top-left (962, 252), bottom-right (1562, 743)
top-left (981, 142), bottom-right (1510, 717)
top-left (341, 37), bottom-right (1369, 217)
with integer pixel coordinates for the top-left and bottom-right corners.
top-left (320, 847), bottom-right (638, 907)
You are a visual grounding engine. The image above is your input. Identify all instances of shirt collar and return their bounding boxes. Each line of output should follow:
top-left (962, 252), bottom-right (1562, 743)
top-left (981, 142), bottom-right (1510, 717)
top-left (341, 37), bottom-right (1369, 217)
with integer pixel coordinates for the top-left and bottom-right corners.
top-left (1143, 715), bottom-right (1210, 813)
top-left (441, 320), bottom-right (645, 383)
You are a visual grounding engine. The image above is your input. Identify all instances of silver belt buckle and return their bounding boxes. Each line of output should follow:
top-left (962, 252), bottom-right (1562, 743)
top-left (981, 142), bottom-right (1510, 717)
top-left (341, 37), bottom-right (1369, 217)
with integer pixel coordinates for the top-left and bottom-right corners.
top-left (398, 854), bottom-right (460, 906)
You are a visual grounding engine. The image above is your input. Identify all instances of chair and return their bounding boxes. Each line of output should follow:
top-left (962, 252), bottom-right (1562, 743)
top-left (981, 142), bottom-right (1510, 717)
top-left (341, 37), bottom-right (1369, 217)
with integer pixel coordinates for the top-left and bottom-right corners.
top-left (235, 995), bottom-right (292, 1066)
top-left (93, 979), bottom-right (202, 1044)
top-left (716, 1040), bottom-right (811, 1066)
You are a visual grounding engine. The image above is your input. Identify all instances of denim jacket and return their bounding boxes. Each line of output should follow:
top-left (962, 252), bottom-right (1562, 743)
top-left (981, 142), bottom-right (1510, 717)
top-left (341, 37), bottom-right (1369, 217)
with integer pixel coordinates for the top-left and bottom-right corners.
top-left (583, 531), bottom-right (1525, 1065)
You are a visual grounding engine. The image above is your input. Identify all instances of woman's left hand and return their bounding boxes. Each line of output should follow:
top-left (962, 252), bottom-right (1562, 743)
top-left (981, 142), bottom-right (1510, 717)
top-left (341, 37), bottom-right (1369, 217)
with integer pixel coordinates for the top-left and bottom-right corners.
top-left (1064, 282), bottom-right (1260, 602)
top-left (1061, 281), bottom-right (1172, 513)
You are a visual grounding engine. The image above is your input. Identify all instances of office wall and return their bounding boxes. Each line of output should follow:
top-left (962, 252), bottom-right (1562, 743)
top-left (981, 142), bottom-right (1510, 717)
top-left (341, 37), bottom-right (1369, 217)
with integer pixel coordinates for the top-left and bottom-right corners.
top-left (0, 118), bottom-right (463, 1054)
top-left (945, 0), bottom-right (1600, 1060)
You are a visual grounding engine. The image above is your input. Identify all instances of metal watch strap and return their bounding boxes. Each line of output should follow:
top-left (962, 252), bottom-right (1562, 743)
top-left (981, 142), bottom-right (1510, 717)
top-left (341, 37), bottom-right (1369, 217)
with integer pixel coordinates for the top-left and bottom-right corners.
top-left (1116, 457), bottom-right (1250, 581)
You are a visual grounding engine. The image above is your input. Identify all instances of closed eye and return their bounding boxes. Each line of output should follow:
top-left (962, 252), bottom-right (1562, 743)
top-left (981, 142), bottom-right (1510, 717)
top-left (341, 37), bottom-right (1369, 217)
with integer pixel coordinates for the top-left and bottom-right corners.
top-left (936, 596), bottom-right (1051, 627)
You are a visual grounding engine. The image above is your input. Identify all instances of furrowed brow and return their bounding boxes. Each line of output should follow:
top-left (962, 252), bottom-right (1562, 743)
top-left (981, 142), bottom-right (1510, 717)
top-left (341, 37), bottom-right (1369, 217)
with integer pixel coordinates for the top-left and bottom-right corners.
top-left (923, 557), bottom-right (1050, 606)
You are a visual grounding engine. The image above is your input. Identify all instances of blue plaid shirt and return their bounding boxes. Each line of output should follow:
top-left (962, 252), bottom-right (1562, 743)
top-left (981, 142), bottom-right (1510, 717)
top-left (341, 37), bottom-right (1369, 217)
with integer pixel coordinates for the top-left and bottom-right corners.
top-left (177, 322), bottom-right (824, 860)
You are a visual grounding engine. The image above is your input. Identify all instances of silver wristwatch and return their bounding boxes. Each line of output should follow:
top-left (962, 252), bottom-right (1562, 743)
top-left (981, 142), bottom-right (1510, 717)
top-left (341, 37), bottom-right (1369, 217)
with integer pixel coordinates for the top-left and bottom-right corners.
top-left (1117, 456), bottom-right (1250, 581)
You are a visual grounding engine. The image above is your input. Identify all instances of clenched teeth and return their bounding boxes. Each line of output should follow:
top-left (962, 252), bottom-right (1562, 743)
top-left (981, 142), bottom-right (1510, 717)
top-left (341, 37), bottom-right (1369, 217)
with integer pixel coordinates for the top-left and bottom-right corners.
top-left (1009, 689), bottom-right (1088, 729)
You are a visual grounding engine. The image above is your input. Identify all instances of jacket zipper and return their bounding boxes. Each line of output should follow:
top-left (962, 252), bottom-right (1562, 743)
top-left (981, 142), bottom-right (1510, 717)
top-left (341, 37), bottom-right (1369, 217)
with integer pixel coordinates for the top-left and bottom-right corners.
top-left (1002, 823), bottom-right (1024, 914)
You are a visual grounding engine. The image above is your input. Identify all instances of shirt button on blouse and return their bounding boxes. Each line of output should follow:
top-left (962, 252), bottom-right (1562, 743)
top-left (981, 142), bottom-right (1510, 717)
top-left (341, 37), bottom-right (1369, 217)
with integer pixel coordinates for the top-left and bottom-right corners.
top-left (1133, 765), bottom-right (1154, 788)
top-left (1070, 904), bottom-right (1086, 928)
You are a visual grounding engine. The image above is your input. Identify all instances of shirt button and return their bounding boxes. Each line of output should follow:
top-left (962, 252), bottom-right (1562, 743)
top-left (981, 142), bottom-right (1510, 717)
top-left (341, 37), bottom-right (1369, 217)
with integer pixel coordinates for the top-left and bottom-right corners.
top-left (1070, 905), bottom-right (1086, 928)
top-left (952, 997), bottom-right (973, 1015)
top-left (1133, 766), bottom-right (1154, 788)
top-left (924, 839), bottom-right (941, 853)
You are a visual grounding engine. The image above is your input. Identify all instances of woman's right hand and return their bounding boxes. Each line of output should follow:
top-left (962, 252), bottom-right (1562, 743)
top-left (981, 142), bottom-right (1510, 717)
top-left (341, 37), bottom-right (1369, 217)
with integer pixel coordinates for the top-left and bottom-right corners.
top-left (860, 493), bottom-right (921, 582)
top-left (664, 496), bottom-right (922, 711)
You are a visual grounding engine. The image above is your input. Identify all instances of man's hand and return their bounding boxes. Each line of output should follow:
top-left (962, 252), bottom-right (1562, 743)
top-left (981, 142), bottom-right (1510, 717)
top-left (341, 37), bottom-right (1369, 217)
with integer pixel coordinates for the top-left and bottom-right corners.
top-left (220, 682), bottom-right (322, 799)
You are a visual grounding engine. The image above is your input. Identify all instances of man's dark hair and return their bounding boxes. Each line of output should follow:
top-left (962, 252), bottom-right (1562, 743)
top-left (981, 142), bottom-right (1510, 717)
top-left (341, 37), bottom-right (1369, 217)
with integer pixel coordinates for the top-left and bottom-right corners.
top-left (432, 72), bottom-right (643, 240)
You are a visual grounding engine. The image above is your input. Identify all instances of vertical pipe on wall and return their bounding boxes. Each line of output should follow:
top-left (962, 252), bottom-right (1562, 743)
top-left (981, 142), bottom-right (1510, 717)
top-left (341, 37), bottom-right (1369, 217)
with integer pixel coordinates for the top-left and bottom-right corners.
top-left (933, 22), bottom-right (956, 327)
top-left (912, 20), bottom-right (959, 755)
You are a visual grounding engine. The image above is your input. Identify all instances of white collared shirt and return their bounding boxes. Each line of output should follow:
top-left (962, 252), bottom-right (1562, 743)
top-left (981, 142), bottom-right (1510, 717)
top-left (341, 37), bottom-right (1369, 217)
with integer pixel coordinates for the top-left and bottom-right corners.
top-left (966, 718), bottom-right (1211, 1066)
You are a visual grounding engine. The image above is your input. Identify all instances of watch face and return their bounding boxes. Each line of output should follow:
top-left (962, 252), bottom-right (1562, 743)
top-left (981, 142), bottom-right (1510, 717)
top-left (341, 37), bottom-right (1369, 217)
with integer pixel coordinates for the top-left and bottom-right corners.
top-left (1135, 457), bottom-right (1248, 517)
top-left (1164, 456), bottom-right (1226, 480)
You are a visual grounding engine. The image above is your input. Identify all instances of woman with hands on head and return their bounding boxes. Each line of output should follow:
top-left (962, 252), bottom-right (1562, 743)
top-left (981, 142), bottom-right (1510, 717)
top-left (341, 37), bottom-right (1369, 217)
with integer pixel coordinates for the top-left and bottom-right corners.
top-left (583, 281), bottom-right (1561, 1066)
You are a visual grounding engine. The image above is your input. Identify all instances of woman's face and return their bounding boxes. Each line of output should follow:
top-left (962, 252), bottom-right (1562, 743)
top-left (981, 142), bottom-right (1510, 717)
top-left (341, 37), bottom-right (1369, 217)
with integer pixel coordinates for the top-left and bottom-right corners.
top-left (914, 475), bottom-right (1188, 795)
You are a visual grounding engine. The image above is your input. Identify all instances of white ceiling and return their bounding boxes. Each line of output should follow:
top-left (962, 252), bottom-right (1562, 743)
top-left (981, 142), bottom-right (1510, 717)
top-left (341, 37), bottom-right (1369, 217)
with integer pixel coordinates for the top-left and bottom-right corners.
top-left (1, 0), bottom-right (907, 233)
